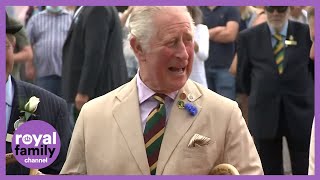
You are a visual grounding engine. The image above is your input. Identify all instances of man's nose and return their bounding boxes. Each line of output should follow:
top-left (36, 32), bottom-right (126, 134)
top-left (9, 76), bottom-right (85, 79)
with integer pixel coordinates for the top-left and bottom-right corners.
top-left (271, 10), bottom-right (281, 15)
top-left (176, 41), bottom-right (189, 60)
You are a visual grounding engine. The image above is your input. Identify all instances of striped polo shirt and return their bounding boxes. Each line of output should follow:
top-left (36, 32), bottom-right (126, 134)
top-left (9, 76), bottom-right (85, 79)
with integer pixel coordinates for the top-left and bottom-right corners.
top-left (26, 9), bottom-right (72, 78)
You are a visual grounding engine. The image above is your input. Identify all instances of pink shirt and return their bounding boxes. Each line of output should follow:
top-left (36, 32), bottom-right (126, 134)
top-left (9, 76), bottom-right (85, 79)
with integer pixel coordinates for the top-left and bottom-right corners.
top-left (136, 73), bottom-right (178, 131)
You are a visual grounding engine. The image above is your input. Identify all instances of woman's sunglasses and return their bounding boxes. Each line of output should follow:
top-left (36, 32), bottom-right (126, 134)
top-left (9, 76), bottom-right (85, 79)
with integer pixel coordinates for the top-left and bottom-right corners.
top-left (265, 6), bottom-right (288, 13)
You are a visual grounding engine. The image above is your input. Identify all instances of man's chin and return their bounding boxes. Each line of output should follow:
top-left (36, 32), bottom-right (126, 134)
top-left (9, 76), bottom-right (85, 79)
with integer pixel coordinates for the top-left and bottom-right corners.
top-left (270, 22), bottom-right (284, 30)
top-left (170, 79), bottom-right (187, 91)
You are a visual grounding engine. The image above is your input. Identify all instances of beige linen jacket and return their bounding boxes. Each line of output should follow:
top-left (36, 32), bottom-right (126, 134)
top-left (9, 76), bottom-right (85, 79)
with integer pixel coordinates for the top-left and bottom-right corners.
top-left (61, 78), bottom-right (263, 175)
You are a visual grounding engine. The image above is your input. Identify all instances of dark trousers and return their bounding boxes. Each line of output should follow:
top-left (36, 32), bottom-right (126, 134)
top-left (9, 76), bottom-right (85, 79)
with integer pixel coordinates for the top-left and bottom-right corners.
top-left (254, 101), bottom-right (310, 175)
top-left (36, 75), bottom-right (61, 97)
top-left (206, 68), bottom-right (236, 100)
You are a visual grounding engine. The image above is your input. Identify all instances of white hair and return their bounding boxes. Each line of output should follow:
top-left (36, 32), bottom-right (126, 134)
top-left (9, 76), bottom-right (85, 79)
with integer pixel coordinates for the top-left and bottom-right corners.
top-left (128, 6), bottom-right (194, 51)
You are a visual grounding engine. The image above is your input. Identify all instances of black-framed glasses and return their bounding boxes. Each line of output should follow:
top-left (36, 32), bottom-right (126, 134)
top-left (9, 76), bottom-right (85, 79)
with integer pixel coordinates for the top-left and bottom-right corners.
top-left (265, 6), bottom-right (288, 13)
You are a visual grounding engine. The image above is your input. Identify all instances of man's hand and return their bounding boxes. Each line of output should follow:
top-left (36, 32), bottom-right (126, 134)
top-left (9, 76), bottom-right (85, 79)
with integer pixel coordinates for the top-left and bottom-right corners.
top-left (75, 93), bottom-right (89, 111)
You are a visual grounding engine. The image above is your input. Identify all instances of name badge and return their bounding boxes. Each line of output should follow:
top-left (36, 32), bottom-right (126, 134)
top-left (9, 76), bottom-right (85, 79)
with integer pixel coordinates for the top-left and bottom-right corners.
top-left (285, 35), bottom-right (297, 46)
top-left (285, 40), bottom-right (297, 46)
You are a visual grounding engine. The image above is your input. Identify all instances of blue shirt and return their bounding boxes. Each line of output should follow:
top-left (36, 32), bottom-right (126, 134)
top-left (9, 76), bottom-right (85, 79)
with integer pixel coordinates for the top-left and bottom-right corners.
top-left (6, 75), bottom-right (14, 132)
top-left (268, 20), bottom-right (289, 48)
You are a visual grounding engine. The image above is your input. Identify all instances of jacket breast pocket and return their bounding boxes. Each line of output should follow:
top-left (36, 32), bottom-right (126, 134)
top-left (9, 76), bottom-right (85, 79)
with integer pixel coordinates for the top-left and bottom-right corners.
top-left (180, 141), bottom-right (217, 174)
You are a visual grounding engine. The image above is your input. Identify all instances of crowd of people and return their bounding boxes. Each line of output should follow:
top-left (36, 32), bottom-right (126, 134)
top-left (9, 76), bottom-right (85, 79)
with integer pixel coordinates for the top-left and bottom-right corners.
top-left (5, 6), bottom-right (315, 175)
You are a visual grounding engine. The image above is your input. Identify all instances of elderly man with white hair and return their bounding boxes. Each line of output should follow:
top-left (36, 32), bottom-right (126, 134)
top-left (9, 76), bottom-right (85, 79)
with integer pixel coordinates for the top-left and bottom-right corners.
top-left (61, 6), bottom-right (263, 175)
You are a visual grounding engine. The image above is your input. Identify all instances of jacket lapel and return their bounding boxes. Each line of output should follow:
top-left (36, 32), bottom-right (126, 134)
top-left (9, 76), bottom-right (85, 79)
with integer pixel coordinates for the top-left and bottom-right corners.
top-left (261, 23), bottom-right (278, 71)
top-left (64, 7), bottom-right (84, 48)
top-left (283, 20), bottom-right (294, 71)
top-left (112, 77), bottom-right (150, 175)
top-left (156, 80), bottom-right (203, 174)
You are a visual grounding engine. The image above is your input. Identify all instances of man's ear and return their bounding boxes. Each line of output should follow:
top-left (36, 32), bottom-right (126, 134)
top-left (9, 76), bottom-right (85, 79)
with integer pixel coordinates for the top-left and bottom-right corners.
top-left (130, 36), bottom-right (146, 61)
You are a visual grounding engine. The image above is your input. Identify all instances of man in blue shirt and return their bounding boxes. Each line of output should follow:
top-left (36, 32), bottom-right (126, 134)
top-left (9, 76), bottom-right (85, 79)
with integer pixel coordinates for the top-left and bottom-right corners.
top-left (200, 6), bottom-right (240, 100)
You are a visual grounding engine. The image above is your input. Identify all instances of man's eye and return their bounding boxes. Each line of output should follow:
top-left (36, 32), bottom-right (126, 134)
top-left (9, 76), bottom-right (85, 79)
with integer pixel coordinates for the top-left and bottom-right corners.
top-left (167, 40), bottom-right (176, 46)
top-left (187, 39), bottom-right (193, 42)
top-left (184, 36), bottom-right (193, 42)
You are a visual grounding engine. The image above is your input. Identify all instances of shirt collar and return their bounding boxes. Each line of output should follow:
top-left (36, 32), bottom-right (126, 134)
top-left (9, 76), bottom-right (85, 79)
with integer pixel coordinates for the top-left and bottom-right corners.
top-left (268, 20), bottom-right (289, 37)
top-left (136, 70), bottom-right (178, 104)
top-left (6, 75), bottom-right (14, 107)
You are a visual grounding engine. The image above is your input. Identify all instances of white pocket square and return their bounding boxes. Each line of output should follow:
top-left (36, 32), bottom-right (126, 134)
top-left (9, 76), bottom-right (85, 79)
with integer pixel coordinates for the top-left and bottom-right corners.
top-left (188, 133), bottom-right (211, 147)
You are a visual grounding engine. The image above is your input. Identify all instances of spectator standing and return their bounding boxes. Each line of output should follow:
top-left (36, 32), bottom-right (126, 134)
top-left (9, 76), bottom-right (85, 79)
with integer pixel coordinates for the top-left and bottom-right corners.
top-left (62, 6), bottom-right (128, 121)
top-left (26, 6), bottom-right (72, 96)
top-left (200, 6), bottom-right (240, 100)
top-left (237, 6), bottom-right (314, 174)
top-left (187, 6), bottom-right (209, 87)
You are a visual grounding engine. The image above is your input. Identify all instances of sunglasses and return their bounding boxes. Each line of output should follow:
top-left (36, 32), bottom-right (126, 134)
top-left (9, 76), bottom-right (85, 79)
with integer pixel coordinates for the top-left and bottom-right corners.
top-left (265, 6), bottom-right (288, 13)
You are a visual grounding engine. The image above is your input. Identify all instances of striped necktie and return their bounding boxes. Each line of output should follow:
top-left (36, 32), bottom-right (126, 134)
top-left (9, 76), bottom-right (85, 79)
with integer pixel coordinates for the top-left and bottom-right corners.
top-left (273, 33), bottom-right (285, 74)
top-left (143, 94), bottom-right (166, 175)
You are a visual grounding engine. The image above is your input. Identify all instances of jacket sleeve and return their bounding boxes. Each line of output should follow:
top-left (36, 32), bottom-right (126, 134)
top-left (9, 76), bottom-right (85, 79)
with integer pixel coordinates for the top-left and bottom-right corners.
top-left (237, 31), bottom-right (252, 95)
top-left (60, 103), bottom-right (87, 174)
top-left (77, 6), bottom-right (112, 98)
top-left (222, 102), bottom-right (264, 175)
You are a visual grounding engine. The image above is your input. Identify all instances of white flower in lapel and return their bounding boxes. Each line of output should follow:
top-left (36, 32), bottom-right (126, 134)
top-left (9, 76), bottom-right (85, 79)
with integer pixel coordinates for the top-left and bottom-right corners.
top-left (24, 96), bottom-right (40, 113)
top-left (20, 96), bottom-right (40, 121)
top-left (15, 96), bottom-right (40, 130)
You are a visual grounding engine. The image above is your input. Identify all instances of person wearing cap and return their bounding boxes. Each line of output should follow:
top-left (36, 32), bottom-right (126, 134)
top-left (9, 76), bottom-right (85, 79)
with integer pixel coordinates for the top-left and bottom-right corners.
top-left (237, 6), bottom-right (314, 174)
top-left (6, 13), bottom-right (73, 175)
top-left (6, 14), bottom-right (34, 82)
top-left (60, 6), bottom-right (263, 175)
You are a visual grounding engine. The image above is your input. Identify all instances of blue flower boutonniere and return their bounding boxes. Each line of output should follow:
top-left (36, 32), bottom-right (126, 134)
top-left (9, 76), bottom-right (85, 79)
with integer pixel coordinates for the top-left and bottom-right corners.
top-left (177, 92), bottom-right (198, 117)
top-left (184, 103), bottom-right (198, 116)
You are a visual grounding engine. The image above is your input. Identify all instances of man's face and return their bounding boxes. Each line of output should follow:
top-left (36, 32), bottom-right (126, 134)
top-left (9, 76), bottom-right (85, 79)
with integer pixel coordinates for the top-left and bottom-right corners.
top-left (266, 6), bottom-right (289, 31)
top-left (6, 35), bottom-right (15, 80)
top-left (309, 16), bottom-right (315, 60)
top-left (138, 9), bottom-right (194, 93)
